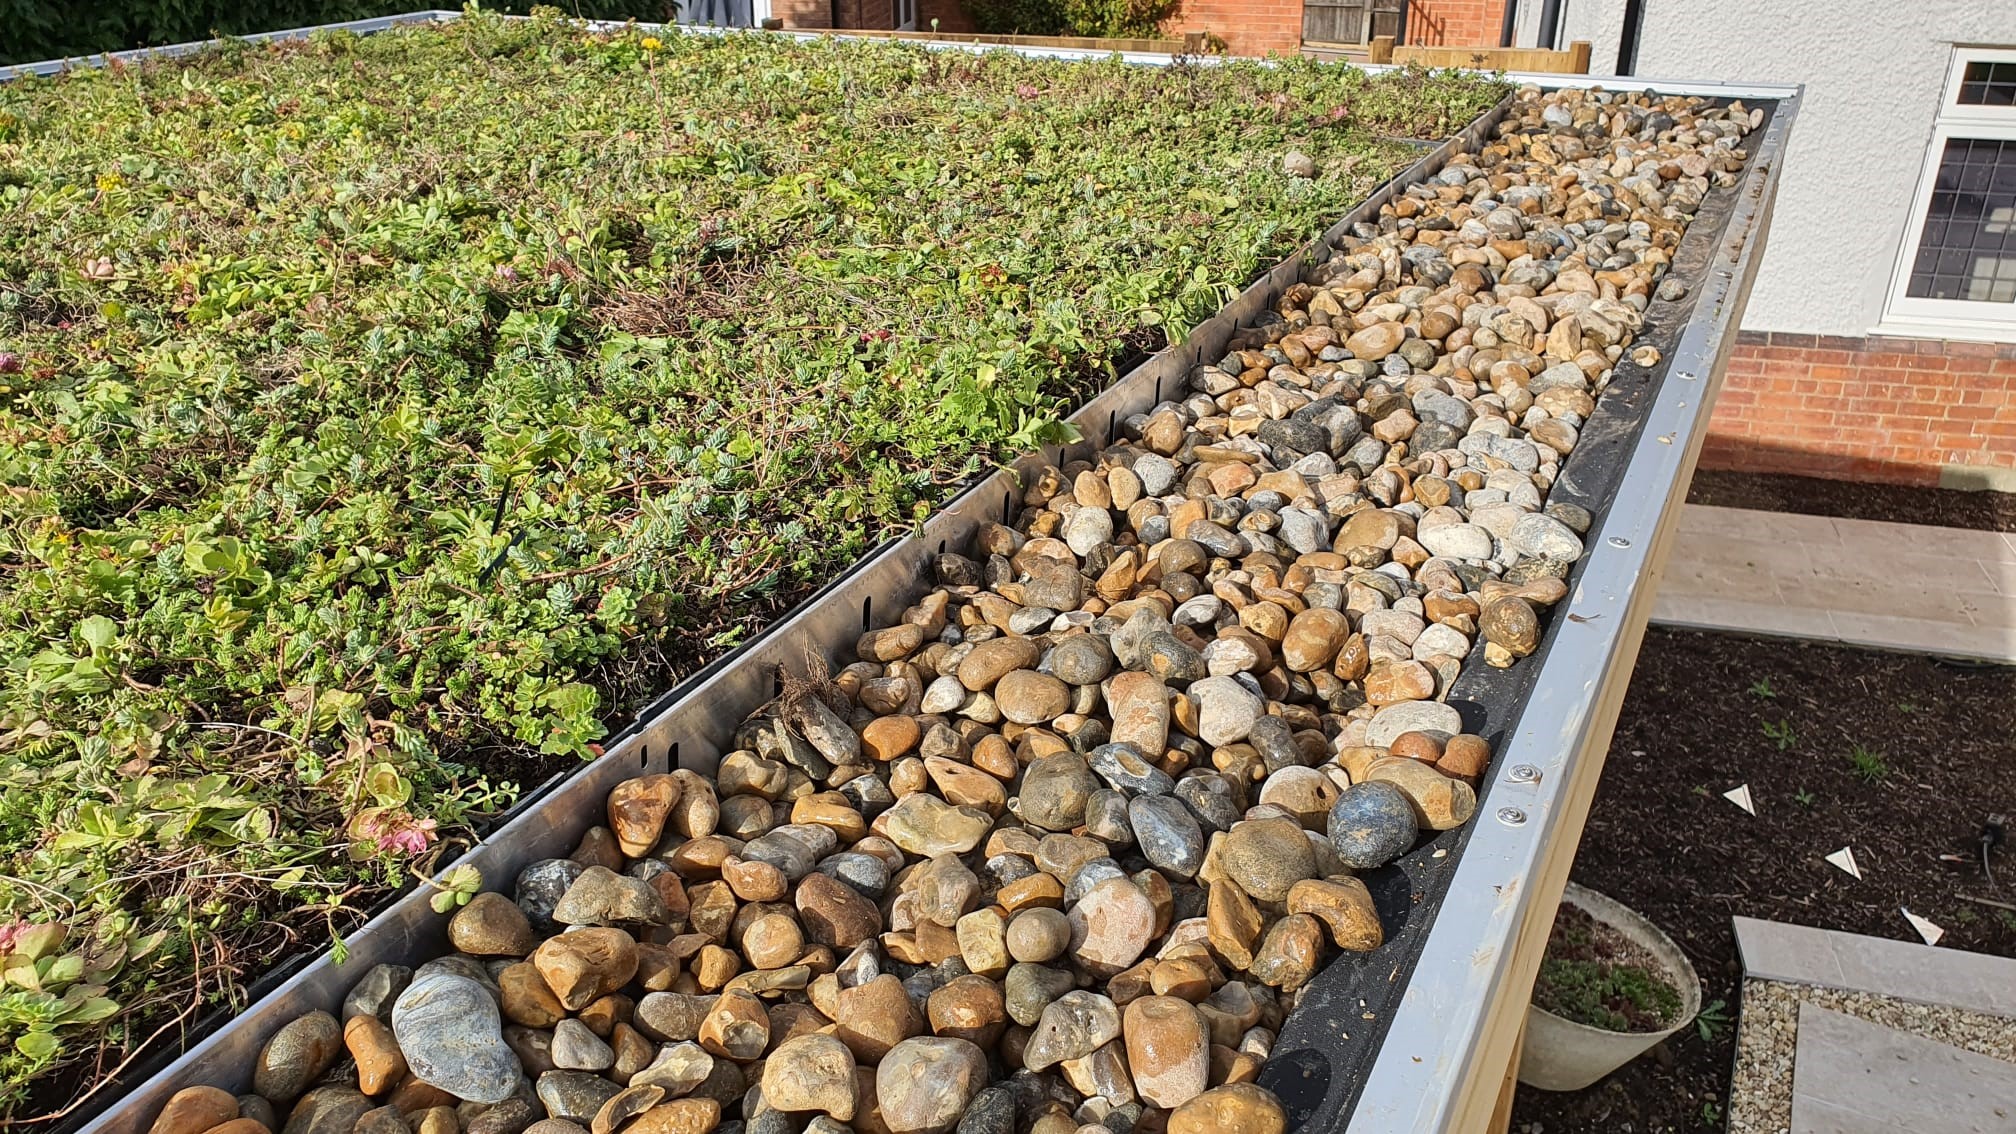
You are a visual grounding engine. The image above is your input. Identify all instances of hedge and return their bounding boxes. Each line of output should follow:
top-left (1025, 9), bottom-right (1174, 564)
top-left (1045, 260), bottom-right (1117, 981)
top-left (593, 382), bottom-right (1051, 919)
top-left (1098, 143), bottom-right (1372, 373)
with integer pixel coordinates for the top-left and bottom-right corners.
top-left (0, 1), bottom-right (673, 66)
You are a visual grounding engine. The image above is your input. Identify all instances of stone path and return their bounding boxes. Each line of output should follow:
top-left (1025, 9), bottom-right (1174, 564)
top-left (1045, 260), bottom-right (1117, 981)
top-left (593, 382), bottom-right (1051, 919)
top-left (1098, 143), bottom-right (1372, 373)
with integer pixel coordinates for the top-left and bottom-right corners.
top-left (1653, 505), bottom-right (2016, 663)
top-left (1791, 1005), bottom-right (2016, 1133)
top-left (1728, 918), bottom-right (2016, 1134)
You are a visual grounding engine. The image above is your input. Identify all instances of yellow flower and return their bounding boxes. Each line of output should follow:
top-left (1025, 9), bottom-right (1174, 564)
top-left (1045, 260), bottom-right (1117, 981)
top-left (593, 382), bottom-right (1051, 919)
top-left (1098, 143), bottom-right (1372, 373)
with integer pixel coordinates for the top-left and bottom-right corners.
top-left (641, 36), bottom-right (663, 51)
top-left (95, 171), bottom-right (123, 193)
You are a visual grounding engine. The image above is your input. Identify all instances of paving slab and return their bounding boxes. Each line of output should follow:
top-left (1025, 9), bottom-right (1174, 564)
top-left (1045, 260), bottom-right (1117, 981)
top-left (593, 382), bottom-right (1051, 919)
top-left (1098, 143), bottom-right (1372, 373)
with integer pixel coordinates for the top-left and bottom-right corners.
top-left (1791, 1003), bottom-right (2016, 1133)
top-left (1733, 917), bottom-right (2016, 1020)
top-left (1655, 505), bottom-right (2016, 662)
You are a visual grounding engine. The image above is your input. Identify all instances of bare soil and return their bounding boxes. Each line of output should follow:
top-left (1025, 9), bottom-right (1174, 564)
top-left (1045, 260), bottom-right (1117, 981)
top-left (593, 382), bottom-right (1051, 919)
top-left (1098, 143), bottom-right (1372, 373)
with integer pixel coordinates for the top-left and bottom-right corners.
top-left (1688, 469), bottom-right (2016, 532)
top-left (1508, 626), bottom-right (2016, 1133)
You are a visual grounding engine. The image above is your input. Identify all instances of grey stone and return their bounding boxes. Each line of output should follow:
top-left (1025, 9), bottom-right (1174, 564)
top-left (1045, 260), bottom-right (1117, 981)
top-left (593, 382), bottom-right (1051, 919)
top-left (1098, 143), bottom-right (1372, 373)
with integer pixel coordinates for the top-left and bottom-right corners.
top-left (1190, 676), bottom-right (1263, 747)
top-left (1366, 701), bottom-right (1464, 747)
top-left (341, 964), bottom-right (413, 1022)
top-left (515, 860), bottom-right (588, 936)
top-left (552, 865), bottom-right (668, 927)
top-left (549, 1019), bottom-right (613, 1072)
top-left (1128, 794), bottom-right (1205, 879)
top-left (1327, 782), bottom-right (1420, 869)
top-left (534, 1072), bottom-right (622, 1124)
top-left (1086, 742), bottom-right (1175, 796)
top-left (392, 972), bottom-right (523, 1105)
top-left (1005, 963), bottom-right (1076, 1027)
top-left (1507, 512), bottom-right (1585, 562)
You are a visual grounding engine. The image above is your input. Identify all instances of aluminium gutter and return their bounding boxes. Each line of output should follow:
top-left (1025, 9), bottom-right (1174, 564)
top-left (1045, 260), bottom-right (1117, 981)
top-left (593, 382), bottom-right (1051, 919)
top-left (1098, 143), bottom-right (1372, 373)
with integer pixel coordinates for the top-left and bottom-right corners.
top-left (1342, 84), bottom-right (1802, 1134)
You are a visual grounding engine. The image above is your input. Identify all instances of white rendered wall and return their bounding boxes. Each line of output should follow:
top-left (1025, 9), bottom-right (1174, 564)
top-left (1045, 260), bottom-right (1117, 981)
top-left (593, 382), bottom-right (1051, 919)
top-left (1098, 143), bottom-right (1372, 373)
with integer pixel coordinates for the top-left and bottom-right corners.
top-left (1536, 1), bottom-right (2016, 338)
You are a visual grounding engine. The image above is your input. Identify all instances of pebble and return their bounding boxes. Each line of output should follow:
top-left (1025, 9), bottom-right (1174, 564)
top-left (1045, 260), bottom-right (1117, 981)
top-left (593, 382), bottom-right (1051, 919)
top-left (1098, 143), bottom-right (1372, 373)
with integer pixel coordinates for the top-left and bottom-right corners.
top-left (1218, 818), bottom-right (1317, 903)
top-left (533, 928), bottom-right (638, 1011)
top-left (1127, 794), bottom-right (1205, 878)
top-left (1167, 1083), bottom-right (1287, 1134)
top-left (552, 1019), bottom-right (615, 1072)
top-left (253, 1011), bottom-right (342, 1102)
top-left (279, 1087), bottom-right (370, 1134)
top-left (162, 85), bottom-right (1756, 1134)
top-left (391, 972), bottom-right (523, 1105)
top-left (344, 1014), bottom-right (408, 1095)
top-left (875, 1038), bottom-right (988, 1134)
top-left (537, 1073), bottom-right (624, 1123)
top-left (1188, 678), bottom-right (1262, 748)
top-left (1024, 991), bottom-right (1122, 1070)
top-left (623, 1100), bottom-right (720, 1134)
top-left (761, 1034), bottom-right (857, 1120)
top-left (1326, 781), bottom-right (1420, 869)
top-left (450, 892), bottom-right (539, 957)
top-left (554, 866), bottom-right (668, 927)
top-left (516, 861), bottom-right (588, 936)
top-left (1019, 753), bottom-right (1099, 832)
top-left (146, 1087), bottom-right (238, 1134)
top-left (1123, 996), bottom-right (1210, 1108)
top-left (1005, 907), bottom-right (1072, 964)
top-left (1067, 878), bottom-right (1156, 976)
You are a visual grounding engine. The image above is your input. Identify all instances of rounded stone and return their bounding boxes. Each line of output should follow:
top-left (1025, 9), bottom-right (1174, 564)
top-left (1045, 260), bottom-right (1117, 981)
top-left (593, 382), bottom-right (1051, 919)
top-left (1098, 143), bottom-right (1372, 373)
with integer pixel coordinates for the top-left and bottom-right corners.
top-left (1005, 907), bottom-right (1072, 964)
top-left (391, 972), bottom-right (523, 1105)
top-left (1049, 635), bottom-right (1115, 685)
top-left (1128, 794), bottom-right (1205, 879)
top-left (997, 670), bottom-right (1071, 725)
top-left (1326, 781), bottom-right (1420, 869)
top-left (253, 1010), bottom-right (342, 1102)
top-left (1019, 753), bottom-right (1100, 832)
top-left (1166, 1084), bottom-right (1287, 1134)
top-left (875, 1037), bottom-right (988, 1134)
top-left (1218, 817), bottom-right (1318, 903)
top-left (450, 892), bottom-right (539, 957)
top-left (760, 1033), bottom-right (858, 1121)
top-left (1122, 996), bottom-right (1210, 1109)
top-left (146, 1087), bottom-right (238, 1134)
top-left (1067, 878), bottom-right (1156, 976)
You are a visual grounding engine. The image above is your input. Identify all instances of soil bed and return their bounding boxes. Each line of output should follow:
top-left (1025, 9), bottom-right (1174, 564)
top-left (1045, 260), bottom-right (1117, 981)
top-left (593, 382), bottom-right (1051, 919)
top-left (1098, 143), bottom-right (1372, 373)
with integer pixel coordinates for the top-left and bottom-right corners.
top-left (1687, 469), bottom-right (2016, 532)
top-left (1511, 626), bottom-right (2016, 1133)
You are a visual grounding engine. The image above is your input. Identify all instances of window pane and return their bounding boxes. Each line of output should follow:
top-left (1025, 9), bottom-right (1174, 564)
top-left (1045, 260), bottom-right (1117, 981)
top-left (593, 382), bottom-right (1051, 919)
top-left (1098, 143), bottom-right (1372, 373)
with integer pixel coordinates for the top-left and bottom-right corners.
top-left (1906, 137), bottom-right (2016, 303)
top-left (1959, 60), bottom-right (2016, 107)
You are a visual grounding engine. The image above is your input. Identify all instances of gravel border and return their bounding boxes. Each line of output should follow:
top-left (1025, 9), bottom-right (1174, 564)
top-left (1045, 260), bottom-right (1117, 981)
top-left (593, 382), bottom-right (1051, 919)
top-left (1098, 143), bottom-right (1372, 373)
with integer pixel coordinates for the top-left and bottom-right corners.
top-left (1726, 978), bottom-right (2016, 1134)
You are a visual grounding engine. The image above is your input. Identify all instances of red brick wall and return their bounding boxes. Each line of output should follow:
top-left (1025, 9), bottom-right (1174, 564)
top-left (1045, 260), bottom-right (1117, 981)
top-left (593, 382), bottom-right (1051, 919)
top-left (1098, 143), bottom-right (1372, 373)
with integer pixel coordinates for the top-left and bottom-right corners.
top-left (774, 0), bottom-right (832, 27)
top-left (831, 0), bottom-right (896, 28)
top-left (1403, 0), bottom-right (1504, 46)
top-left (1162, 0), bottom-right (1301, 56)
top-left (1701, 331), bottom-right (2016, 487)
top-left (918, 0), bottom-right (976, 32)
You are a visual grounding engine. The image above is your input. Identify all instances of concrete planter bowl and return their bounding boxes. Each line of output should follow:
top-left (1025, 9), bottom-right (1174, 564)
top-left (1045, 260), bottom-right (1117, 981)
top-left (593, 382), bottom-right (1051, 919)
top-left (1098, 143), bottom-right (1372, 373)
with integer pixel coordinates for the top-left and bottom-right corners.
top-left (1517, 882), bottom-right (1703, 1092)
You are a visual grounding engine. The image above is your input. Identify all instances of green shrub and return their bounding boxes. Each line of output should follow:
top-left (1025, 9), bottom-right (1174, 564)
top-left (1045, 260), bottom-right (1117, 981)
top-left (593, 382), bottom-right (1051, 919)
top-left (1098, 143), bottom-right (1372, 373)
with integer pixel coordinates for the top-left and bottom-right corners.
top-left (961, 0), bottom-right (1178, 40)
top-left (0, 0), bottom-right (671, 67)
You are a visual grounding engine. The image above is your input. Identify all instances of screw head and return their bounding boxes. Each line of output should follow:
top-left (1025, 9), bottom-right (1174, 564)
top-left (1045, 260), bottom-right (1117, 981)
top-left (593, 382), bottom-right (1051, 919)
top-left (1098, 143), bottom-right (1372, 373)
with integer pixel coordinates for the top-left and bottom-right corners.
top-left (1497, 806), bottom-right (1527, 826)
top-left (1507, 764), bottom-right (1541, 784)
top-left (1607, 536), bottom-right (1632, 549)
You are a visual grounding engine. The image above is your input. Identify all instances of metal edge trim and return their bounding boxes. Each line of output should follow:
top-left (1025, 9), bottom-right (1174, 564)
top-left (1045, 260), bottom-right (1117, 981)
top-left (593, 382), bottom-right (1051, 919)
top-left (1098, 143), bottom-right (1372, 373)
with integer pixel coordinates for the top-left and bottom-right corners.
top-left (1342, 89), bottom-right (1802, 1134)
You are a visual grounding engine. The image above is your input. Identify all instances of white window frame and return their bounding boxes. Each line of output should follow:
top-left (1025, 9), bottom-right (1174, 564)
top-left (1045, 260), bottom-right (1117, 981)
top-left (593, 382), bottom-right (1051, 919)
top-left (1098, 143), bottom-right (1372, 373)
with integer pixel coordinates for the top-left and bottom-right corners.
top-left (1878, 46), bottom-right (2016, 342)
top-left (893, 0), bottom-right (919, 30)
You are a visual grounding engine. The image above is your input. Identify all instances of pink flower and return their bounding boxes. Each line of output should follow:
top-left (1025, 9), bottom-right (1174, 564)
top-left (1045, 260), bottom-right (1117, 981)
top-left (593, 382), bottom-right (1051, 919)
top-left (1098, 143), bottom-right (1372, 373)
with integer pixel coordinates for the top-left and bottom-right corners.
top-left (0, 920), bottom-right (28, 955)
top-left (351, 809), bottom-right (438, 857)
top-left (1015, 84), bottom-right (1038, 100)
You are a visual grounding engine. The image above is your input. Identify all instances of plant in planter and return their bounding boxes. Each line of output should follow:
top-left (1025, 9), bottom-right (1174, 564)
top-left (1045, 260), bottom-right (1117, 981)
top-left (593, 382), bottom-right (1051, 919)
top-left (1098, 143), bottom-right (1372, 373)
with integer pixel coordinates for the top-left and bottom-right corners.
top-left (1519, 883), bottom-right (1703, 1091)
